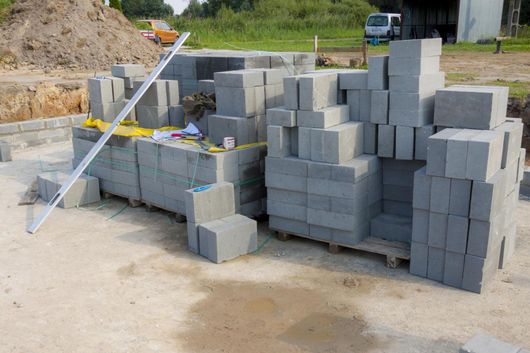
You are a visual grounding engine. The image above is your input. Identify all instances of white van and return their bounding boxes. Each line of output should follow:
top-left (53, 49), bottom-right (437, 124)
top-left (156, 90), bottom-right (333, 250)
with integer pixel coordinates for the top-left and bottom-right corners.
top-left (364, 13), bottom-right (401, 41)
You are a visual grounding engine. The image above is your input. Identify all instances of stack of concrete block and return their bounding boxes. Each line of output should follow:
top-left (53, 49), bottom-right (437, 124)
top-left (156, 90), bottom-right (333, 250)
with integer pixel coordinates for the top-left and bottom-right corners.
top-left (88, 77), bottom-right (128, 123)
top-left (133, 79), bottom-right (184, 129)
top-left (265, 71), bottom-right (382, 246)
top-left (209, 69), bottom-right (284, 146)
top-left (521, 166), bottom-right (530, 196)
top-left (460, 333), bottom-right (530, 353)
top-left (111, 64), bottom-right (147, 99)
top-left (160, 50), bottom-right (315, 99)
top-left (185, 182), bottom-right (258, 262)
top-left (136, 137), bottom-right (267, 218)
top-left (409, 85), bottom-right (525, 293)
top-left (71, 126), bottom-right (142, 201)
top-left (0, 140), bottom-right (12, 162)
top-left (37, 171), bottom-right (100, 208)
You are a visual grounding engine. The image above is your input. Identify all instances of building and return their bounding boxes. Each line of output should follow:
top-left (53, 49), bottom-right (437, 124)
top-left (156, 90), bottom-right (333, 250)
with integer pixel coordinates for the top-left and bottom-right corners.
top-left (400, 0), bottom-right (504, 43)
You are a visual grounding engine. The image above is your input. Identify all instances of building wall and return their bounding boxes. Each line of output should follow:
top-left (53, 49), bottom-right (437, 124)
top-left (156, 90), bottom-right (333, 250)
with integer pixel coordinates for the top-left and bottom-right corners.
top-left (457, 0), bottom-right (504, 42)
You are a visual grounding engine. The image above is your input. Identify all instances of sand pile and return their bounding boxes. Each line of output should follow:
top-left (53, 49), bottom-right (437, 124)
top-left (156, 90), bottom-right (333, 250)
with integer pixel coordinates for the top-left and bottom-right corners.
top-left (0, 0), bottom-right (163, 70)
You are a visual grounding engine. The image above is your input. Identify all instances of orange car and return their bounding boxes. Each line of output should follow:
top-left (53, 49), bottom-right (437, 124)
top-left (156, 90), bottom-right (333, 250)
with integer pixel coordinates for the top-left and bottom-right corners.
top-left (138, 20), bottom-right (179, 45)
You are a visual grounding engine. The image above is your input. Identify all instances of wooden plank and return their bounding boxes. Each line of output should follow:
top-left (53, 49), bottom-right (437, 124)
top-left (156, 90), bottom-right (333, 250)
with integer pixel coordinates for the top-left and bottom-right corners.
top-left (18, 179), bottom-right (39, 206)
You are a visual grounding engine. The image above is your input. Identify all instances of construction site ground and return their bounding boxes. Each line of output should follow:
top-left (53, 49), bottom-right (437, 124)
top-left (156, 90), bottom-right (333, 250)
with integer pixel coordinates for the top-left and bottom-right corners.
top-left (1, 141), bottom-right (530, 353)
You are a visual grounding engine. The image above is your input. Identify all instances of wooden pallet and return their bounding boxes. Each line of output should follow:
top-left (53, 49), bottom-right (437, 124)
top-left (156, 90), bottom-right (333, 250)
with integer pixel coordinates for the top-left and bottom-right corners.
top-left (275, 230), bottom-right (410, 269)
top-left (102, 191), bottom-right (143, 208)
top-left (144, 202), bottom-right (186, 223)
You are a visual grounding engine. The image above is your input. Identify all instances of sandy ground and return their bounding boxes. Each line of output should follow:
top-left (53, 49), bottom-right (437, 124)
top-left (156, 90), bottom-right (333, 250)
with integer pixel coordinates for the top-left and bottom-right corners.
top-left (1, 142), bottom-right (530, 353)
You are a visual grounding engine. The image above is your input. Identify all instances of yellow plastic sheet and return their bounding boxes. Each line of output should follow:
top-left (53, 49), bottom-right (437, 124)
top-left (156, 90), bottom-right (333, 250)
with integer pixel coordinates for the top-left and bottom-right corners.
top-left (83, 117), bottom-right (179, 137)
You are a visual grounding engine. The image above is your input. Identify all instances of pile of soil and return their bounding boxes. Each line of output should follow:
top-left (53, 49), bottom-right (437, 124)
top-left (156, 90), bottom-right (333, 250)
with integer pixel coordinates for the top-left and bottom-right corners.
top-left (0, 0), bottom-right (162, 70)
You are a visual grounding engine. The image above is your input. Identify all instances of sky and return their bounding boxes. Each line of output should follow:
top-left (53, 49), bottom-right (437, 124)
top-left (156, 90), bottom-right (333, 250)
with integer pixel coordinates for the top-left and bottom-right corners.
top-left (165, 0), bottom-right (190, 14)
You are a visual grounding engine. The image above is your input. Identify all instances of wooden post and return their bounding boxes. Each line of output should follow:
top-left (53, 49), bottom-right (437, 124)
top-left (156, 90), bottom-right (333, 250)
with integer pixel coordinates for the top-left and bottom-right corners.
top-left (362, 40), bottom-right (368, 65)
top-left (313, 35), bottom-right (318, 54)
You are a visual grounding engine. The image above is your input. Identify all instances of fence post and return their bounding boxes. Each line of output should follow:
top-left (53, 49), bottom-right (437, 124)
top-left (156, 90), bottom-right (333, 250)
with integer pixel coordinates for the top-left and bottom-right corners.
top-left (313, 35), bottom-right (318, 54)
top-left (362, 40), bottom-right (368, 65)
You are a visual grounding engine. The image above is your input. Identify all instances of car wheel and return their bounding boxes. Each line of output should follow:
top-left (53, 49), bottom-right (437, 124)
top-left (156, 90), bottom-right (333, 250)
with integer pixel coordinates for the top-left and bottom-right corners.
top-left (155, 36), bottom-right (161, 45)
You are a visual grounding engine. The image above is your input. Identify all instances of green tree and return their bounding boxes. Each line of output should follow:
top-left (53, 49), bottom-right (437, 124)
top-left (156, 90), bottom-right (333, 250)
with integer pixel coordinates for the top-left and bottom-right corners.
top-left (109, 0), bottom-right (123, 12)
top-left (122, 0), bottom-right (173, 18)
top-left (182, 0), bottom-right (204, 18)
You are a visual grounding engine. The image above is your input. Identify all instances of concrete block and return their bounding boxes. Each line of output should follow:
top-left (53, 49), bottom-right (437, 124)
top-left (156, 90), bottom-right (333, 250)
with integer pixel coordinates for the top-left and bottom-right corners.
top-left (519, 149), bottom-right (527, 184)
top-left (91, 101), bottom-right (127, 123)
top-left (434, 85), bottom-right (508, 130)
top-left (269, 215), bottom-right (309, 236)
top-left (446, 215), bottom-right (469, 254)
top-left (445, 129), bottom-right (478, 179)
top-left (370, 212), bottom-right (412, 242)
top-left (466, 130), bottom-right (504, 181)
top-left (443, 251), bottom-right (465, 288)
top-left (308, 155), bottom-right (380, 183)
top-left (429, 176), bottom-right (451, 214)
top-left (283, 76), bottom-right (299, 110)
top-left (250, 68), bottom-right (284, 85)
top-left (428, 212), bottom-right (448, 248)
top-left (347, 90), bottom-right (361, 121)
top-left (198, 214), bottom-right (258, 263)
top-left (388, 107), bottom-right (434, 127)
top-left (165, 80), bottom-right (180, 106)
top-left (267, 125), bottom-right (292, 158)
top-left (389, 91), bottom-right (435, 112)
top-left (310, 122), bottom-right (363, 164)
top-left (184, 182), bottom-right (236, 224)
top-left (470, 169), bottom-right (506, 222)
top-left (370, 90), bottom-right (389, 124)
top-left (412, 167), bottom-right (431, 210)
top-left (134, 80), bottom-right (168, 107)
top-left (308, 207), bottom-right (368, 234)
top-left (214, 70), bottom-right (264, 88)
top-left (395, 126), bottom-right (414, 160)
top-left (378, 125), bottom-right (395, 158)
top-left (426, 128), bottom-right (460, 177)
top-left (359, 89), bottom-right (371, 122)
top-left (187, 221), bottom-right (200, 254)
top-left (364, 122), bottom-right (377, 154)
top-left (467, 217), bottom-right (502, 258)
top-left (268, 188), bottom-right (306, 207)
top-left (265, 83), bottom-right (284, 109)
top-left (297, 105), bottom-right (349, 129)
top-left (111, 64), bottom-right (146, 78)
top-left (108, 77), bottom-right (125, 102)
top-left (0, 122), bottom-right (20, 134)
top-left (462, 248), bottom-right (500, 294)
top-left (412, 209), bottom-right (429, 243)
top-left (389, 38), bottom-right (442, 58)
top-left (308, 177), bottom-right (367, 200)
top-left (299, 72), bottom-right (338, 111)
top-left (197, 79), bottom-right (215, 94)
top-left (338, 70), bottom-right (368, 90)
top-left (265, 156), bottom-right (308, 177)
top-left (414, 125), bottom-right (434, 161)
top-left (449, 179), bottom-right (472, 217)
top-left (388, 56), bottom-right (440, 76)
top-left (136, 105), bottom-right (169, 129)
top-left (383, 184), bottom-right (413, 202)
top-left (367, 55), bottom-right (389, 90)
top-left (38, 171), bottom-right (100, 208)
top-left (266, 172), bottom-right (307, 193)
top-left (208, 115), bottom-right (257, 146)
top-left (215, 86), bottom-right (265, 118)
top-left (494, 120), bottom-right (524, 169)
top-left (168, 105), bottom-right (185, 128)
top-left (410, 241), bottom-right (428, 277)
top-left (460, 333), bottom-right (521, 353)
top-left (388, 72), bottom-right (445, 94)
top-left (0, 141), bottom-right (12, 162)
top-left (268, 199), bottom-right (307, 222)
top-left (88, 78), bottom-right (113, 103)
top-left (427, 246), bottom-right (445, 282)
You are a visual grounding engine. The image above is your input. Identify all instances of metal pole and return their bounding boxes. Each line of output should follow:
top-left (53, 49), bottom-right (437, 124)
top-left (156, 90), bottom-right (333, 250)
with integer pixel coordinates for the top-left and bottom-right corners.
top-left (27, 32), bottom-right (191, 234)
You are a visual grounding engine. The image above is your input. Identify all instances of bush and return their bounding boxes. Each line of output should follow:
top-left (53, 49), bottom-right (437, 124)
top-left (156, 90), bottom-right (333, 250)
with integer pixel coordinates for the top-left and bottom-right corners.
top-left (109, 0), bottom-right (123, 12)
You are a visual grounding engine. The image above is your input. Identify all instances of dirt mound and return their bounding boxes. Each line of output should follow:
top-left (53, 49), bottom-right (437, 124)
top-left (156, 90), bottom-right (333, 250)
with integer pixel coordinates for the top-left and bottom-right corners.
top-left (0, 0), bottom-right (162, 70)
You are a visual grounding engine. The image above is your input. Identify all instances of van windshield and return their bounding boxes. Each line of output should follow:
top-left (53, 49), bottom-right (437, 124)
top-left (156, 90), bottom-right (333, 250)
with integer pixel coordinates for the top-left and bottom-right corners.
top-left (367, 16), bottom-right (388, 27)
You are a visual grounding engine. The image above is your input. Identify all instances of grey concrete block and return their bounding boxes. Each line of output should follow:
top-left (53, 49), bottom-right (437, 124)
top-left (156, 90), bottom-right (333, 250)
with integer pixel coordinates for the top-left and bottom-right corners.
top-left (266, 172), bottom-right (307, 193)
top-left (389, 92), bottom-right (435, 116)
top-left (184, 182), bottom-right (236, 224)
top-left (446, 215), bottom-right (469, 254)
top-left (165, 80), bottom-right (180, 106)
top-left (395, 126), bottom-right (414, 160)
top-left (359, 89), bottom-right (372, 122)
top-left (88, 78), bottom-right (114, 104)
top-left (0, 122), bottom-right (20, 134)
top-left (445, 129), bottom-right (479, 179)
top-left (519, 149), bottom-right (528, 184)
top-left (265, 83), bottom-right (284, 109)
top-left (410, 241), bottom-right (428, 277)
top-left (338, 70), bottom-right (368, 90)
top-left (136, 105), bottom-right (169, 128)
top-left (388, 107), bottom-right (434, 127)
top-left (462, 248), bottom-right (500, 294)
top-left (18, 119), bottom-right (45, 132)
top-left (427, 246), bottom-right (445, 282)
top-left (111, 64), bottom-right (146, 78)
top-left (283, 76), bottom-right (299, 110)
top-left (413, 167), bottom-right (431, 210)
top-left (290, 127), bottom-right (299, 156)
top-left (268, 199), bottom-right (307, 222)
top-left (265, 156), bottom-right (308, 177)
top-left (308, 155), bottom-right (380, 183)
top-left (434, 85), bottom-right (508, 130)
top-left (214, 70), bottom-right (264, 88)
top-left (428, 212), bottom-right (448, 248)
top-left (168, 105), bottom-right (185, 128)
top-left (470, 169), bottom-right (506, 222)
top-left (367, 55), bottom-right (389, 90)
top-left (364, 122), bottom-right (377, 154)
top-left (467, 217), bottom-right (502, 258)
top-left (216, 86), bottom-right (265, 118)
top-left (108, 76), bottom-right (125, 102)
top-left (187, 221), bottom-right (200, 254)
top-left (308, 177), bottom-right (368, 200)
top-left (197, 79), bottom-right (215, 94)
top-left (91, 101), bottom-right (127, 123)
top-left (308, 207), bottom-right (368, 234)
top-left (370, 90), bottom-right (389, 124)
top-left (443, 251), bottom-right (465, 288)
top-left (208, 115), bottom-right (258, 146)
top-left (378, 125), bottom-right (395, 158)
top-left (430, 177), bottom-right (451, 214)
top-left (460, 333), bottom-right (521, 353)
top-left (38, 171), bottom-right (100, 208)
top-left (383, 184), bottom-right (413, 202)
top-left (0, 141), bottom-right (12, 162)
top-left (268, 188), bottom-right (306, 207)
top-left (412, 209), bottom-right (429, 243)
top-left (426, 128), bottom-right (460, 177)
top-left (370, 212), bottom-right (412, 242)
top-left (310, 122), bottom-right (363, 164)
top-left (388, 56), bottom-right (440, 76)
top-left (269, 215), bottom-right (309, 236)
top-left (299, 72), bottom-right (338, 111)
top-left (267, 125), bottom-right (292, 158)
top-left (347, 90), bottom-right (361, 121)
top-left (416, 125), bottom-right (435, 159)
top-left (494, 120), bottom-right (524, 169)
top-left (389, 72), bottom-right (445, 94)
top-left (466, 130), bottom-right (504, 181)
top-left (134, 80), bottom-right (168, 107)
top-left (297, 105), bottom-right (349, 129)
top-left (198, 214), bottom-right (258, 263)
top-left (389, 38), bottom-right (442, 58)
top-left (250, 68), bottom-right (284, 85)
top-left (449, 179), bottom-right (472, 217)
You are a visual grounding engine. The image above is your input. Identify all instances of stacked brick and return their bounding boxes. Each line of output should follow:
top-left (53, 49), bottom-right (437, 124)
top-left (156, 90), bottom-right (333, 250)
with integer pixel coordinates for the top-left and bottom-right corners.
top-left (136, 138), bottom-right (267, 218)
top-left (265, 71), bottom-right (382, 246)
top-left (111, 64), bottom-right (147, 99)
top-left (72, 126), bottom-right (142, 202)
top-left (159, 50), bottom-right (315, 98)
top-left (410, 85), bottom-right (526, 293)
top-left (88, 76), bottom-right (128, 123)
top-left (185, 182), bottom-right (258, 263)
top-left (37, 171), bottom-right (100, 208)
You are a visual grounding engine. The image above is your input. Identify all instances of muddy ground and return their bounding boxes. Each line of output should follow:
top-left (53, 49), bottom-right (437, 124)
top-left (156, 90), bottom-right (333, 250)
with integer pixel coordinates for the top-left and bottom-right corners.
top-left (1, 141), bottom-right (530, 353)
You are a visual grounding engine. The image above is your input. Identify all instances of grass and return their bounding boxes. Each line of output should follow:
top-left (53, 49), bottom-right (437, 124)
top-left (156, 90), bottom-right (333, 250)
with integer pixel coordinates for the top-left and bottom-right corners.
top-left (486, 79), bottom-right (530, 100)
top-left (0, 0), bottom-right (14, 24)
